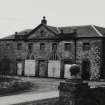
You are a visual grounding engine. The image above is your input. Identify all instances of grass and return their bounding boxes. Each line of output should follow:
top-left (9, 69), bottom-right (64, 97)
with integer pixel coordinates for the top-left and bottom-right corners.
top-left (0, 76), bottom-right (33, 96)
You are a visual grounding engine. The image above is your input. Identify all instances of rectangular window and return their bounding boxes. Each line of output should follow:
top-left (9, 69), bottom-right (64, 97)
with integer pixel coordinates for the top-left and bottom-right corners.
top-left (17, 43), bottom-right (22, 50)
top-left (83, 43), bottom-right (90, 51)
top-left (52, 43), bottom-right (57, 50)
top-left (28, 43), bottom-right (33, 52)
top-left (65, 43), bottom-right (71, 51)
top-left (40, 43), bottom-right (45, 50)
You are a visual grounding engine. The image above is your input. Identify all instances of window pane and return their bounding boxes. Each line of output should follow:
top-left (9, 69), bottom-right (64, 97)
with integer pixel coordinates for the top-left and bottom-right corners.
top-left (52, 43), bottom-right (57, 50)
top-left (40, 43), bottom-right (45, 50)
top-left (28, 43), bottom-right (33, 52)
top-left (83, 43), bottom-right (90, 50)
top-left (65, 43), bottom-right (71, 51)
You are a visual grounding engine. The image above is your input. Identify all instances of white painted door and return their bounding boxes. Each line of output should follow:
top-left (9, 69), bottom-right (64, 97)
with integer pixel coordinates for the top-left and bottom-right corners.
top-left (17, 63), bottom-right (23, 76)
top-left (48, 60), bottom-right (60, 78)
top-left (24, 60), bottom-right (36, 76)
top-left (64, 64), bottom-right (72, 78)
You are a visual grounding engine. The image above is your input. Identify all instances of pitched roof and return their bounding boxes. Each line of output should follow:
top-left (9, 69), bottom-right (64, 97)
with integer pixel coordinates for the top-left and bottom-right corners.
top-left (93, 25), bottom-right (105, 36)
top-left (58, 25), bottom-right (104, 37)
top-left (47, 25), bottom-right (60, 34)
top-left (2, 29), bottom-right (32, 40)
top-left (1, 24), bottom-right (105, 40)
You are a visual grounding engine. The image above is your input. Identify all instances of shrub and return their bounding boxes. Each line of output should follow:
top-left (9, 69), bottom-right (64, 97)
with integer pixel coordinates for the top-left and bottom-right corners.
top-left (0, 77), bottom-right (33, 96)
top-left (70, 64), bottom-right (80, 76)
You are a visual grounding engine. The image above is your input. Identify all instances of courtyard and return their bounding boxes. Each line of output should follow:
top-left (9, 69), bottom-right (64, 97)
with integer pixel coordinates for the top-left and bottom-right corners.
top-left (0, 76), bottom-right (105, 104)
top-left (19, 77), bottom-right (64, 94)
top-left (0, 76), bottom-right (64, 97)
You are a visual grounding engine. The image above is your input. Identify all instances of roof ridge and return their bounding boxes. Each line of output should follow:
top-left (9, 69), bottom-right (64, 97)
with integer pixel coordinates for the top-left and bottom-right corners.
top-left (91, 25), bottom-right (103, 37)
top-left (58, 25), bottom-right (92, 28)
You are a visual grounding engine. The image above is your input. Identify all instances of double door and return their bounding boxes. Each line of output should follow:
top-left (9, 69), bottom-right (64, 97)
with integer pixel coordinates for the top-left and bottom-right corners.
top-left (48, 60), bottom-right (60, 78)
top-left (38, 60), bottom-right (47, 77)
top-left (24, 60), bottom-right (36, 76)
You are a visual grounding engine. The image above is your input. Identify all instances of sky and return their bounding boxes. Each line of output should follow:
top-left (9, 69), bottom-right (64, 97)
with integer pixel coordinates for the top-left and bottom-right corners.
top-left (0, 0), bottom-right (105, 38)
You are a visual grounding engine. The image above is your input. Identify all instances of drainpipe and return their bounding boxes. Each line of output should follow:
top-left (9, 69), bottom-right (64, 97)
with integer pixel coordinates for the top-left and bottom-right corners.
top-left (74, 38), bottom-right (76, 64)
top-left (74, 29), bottom-right (77, 64)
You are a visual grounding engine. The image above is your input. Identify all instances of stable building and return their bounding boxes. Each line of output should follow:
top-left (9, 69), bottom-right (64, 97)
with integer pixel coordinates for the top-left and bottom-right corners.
top-left (0, 17), bottom-right (105, 80)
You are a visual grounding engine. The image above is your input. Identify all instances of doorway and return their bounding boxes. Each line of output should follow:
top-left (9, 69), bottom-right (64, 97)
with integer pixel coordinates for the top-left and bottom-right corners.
top-left (17, 62), bottom-right (23, 76)
top-left (38, 60), bottom-right (47, 77)
top-left (82, 59), bottom-right (90, 80)
top-left (24, 60), bottom-right (36, 76)
top-left (64, 61), bottom-right (73, 79)
top-left (48, 60), bottom-right (60, 78)
top-left (0, 56), bottom-right (11, 75)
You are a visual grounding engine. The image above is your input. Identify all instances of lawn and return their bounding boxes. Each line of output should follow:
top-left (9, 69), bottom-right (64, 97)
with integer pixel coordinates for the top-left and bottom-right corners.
top-left (0, 76), bottom-right (62, 96)
top-left (0, 76), bottom-right (33, 96)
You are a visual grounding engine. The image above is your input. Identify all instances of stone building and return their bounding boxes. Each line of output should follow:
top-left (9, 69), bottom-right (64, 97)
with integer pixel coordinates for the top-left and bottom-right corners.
top-left (0, 16), bottom-right (105, 80)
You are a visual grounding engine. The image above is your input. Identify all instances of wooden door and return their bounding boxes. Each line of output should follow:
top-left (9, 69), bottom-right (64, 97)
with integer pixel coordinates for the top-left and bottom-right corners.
top-left (64, 64), bottom-right (72, 78)
top-left (48, 60), bottom-right (60, 78)
top-left (17, 62), bottom-right (23, 76)
top-left (38, 60), bottom-right (47, 77)
top-left (82, 59), bottom-right (90, 80)
top-left (24, 60), bottom-right (36, 76)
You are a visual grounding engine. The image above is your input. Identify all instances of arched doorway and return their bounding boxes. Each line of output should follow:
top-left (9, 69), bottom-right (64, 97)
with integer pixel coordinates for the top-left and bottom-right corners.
top-left (81, 59), bottom-right (90, 80)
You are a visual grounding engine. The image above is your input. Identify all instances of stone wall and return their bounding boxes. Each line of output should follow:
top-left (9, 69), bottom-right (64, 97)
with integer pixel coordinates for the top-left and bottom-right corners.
top-left (0, 39), bottom-right (75, 76)
top-left (0, 38), bottom-right (103, 79)
top-left (59, 80), bottom-right (105, 105)
top-left (58, 40), bottom-right (75, 61)
top-left (0, 40), bottom-right (75, 60)
top-left (76, 38), bottom-right (102, 80)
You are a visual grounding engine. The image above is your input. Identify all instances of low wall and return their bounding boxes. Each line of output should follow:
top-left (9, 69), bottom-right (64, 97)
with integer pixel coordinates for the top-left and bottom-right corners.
top-left (59, 80), bottom-right (105, 105)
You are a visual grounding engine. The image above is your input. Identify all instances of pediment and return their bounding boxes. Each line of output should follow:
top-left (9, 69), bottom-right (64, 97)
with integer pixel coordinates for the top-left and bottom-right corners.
top-left (27, 24), bottom-right (57, 39)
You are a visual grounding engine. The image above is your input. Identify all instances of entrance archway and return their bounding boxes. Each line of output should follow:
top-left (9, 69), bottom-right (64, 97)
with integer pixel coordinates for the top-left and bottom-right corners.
top-left (81, 59), bottom-right (90, 80)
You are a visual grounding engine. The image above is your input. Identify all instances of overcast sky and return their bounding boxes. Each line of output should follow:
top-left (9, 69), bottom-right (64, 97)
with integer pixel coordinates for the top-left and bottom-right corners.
top-left (0, 0), bottom-right (105, 38)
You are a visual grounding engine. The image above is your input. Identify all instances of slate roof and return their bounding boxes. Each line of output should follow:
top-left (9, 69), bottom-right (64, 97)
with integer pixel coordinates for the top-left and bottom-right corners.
top-left (58, 25), bottom-right (104, 37)
top-left (2, 29), bottom-right (32, 40)
top-left (1, 24), bottom-right (105, 40)
top-left (93, 26), bottom-right (105, 36)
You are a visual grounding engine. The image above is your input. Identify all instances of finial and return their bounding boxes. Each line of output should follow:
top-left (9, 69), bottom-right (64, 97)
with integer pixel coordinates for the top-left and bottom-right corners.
top-left (41, 16), bottom-right (47, 25)
top-left (43, 16), bottom-right (46, 19)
